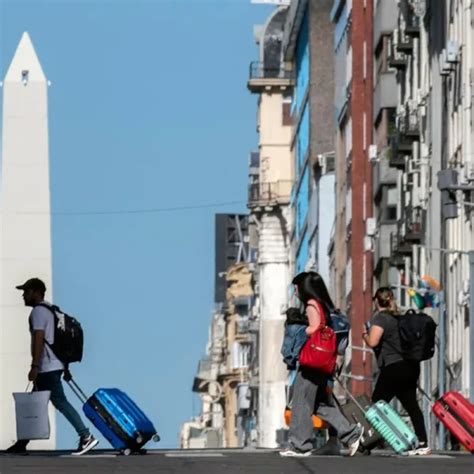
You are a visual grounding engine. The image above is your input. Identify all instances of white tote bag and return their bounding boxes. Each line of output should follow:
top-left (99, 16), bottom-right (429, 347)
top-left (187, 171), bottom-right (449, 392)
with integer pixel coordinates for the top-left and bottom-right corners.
top-left (13, 390), bottom-right (51, 440)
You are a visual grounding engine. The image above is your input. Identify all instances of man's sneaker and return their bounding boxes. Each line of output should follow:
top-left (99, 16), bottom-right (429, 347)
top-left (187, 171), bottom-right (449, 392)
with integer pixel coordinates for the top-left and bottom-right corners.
top-left (279, 447), bottom-right (312, 457)
top-left (407, 445), bottom-right (432, 456)
top-left (71, 435), bottom-right (99, 456)
top-left (4, 440), bottom-right (29, 455)
top-left (348, 423), bottom-right (365, 456)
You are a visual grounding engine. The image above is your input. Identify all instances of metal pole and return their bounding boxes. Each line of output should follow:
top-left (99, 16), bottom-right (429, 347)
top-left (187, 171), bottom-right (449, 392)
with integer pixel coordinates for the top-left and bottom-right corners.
top-left (469, 250), bottom-right (474, 403)
top-left (438, 290), bottom-right (446, 449)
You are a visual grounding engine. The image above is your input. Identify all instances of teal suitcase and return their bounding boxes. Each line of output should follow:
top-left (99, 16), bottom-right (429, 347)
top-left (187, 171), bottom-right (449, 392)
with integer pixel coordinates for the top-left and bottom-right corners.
top-left (365, 400), bottom-right (418, 454)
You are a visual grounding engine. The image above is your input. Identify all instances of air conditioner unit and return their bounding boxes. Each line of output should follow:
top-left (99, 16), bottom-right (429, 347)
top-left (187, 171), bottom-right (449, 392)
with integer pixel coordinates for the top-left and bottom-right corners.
top-left (446, 40), bottom-right (460, 63)
top-left (319, 153), bottom-right (336, 175)
top-left (364, 236), bottom-right (373, 252)
top-left (366, 217), bottom-right (377, 237)
top-left (439, 49), bottom-right (455, 75)
top-left (369, 144), bottom-right (378, 161)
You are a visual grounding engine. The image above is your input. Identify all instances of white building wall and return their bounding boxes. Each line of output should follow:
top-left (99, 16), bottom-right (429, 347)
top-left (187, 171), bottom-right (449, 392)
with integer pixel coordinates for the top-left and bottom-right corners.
top-left (0, 33), bottom-right (55, 449)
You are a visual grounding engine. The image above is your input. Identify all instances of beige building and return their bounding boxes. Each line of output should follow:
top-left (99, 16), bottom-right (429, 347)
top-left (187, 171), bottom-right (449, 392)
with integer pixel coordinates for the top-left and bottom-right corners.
top-left (247, 6), bottom-right (294, 448)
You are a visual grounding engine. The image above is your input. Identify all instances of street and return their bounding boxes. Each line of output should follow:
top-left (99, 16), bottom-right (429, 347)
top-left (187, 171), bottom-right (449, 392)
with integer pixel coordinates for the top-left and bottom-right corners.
top-left (0, 449), bottom-right (472, 474)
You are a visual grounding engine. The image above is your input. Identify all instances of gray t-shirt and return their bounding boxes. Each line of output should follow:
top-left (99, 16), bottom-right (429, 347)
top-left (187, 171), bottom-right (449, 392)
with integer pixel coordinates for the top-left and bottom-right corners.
top-left (29, 302), bottom-right (64, 373)
top-left (371, 311), bottom-right (404, 368)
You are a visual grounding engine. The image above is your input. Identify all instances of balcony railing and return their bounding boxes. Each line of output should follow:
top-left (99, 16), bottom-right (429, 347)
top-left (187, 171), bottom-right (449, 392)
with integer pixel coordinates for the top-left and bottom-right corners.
top-left (388, 131), bottom-right (412, 169)
top-left (390, 206), bottom-right (425, 258)
top-left (388, 34), bottom-right (408, 70)
top-left (404, 205), bottom-right (425, 241)
top-left (249, 61), bottom-right (294, 81)
top-left (248, 180), bottom-right (293, 208)
top-left (398, 103), bottom-right (420, 137)
top-left (404, 8), bottom-right (421, 36)
top-left (396, 29), bottom-right (413, 53)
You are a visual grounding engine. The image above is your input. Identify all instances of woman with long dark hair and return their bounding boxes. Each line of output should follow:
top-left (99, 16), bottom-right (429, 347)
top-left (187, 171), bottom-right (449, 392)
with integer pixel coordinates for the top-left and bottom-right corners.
top-left (363, 287), bottom-right (431, 456)
top-left (280, 271), bottom-right (364, 457)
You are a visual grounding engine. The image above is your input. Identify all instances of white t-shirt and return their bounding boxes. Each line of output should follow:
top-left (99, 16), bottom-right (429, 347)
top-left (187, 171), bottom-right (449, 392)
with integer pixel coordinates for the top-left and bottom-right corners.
top-left (29, 302), bottom-right (64, 373)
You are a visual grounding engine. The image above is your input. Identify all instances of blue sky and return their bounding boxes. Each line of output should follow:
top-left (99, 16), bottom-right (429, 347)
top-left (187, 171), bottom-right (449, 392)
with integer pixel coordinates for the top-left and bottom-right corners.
top-left (1, 0), bottom-right (273, 449)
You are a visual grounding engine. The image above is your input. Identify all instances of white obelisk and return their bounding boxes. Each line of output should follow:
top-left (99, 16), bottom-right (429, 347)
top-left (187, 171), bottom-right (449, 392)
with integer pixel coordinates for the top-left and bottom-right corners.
top-left (0, 32), bottom-right (56, 449)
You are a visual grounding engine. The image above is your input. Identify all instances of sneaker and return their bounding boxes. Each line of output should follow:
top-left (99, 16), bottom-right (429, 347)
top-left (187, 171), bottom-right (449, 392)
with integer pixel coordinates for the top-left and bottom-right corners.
top-left (71, 434), bottom-right (99, 456)
top-left (279, 447), bottom-right (312, 457)
top-left (4, 440), bottom-right (29, 455)
top-left (407, 445), bottom-right (432, 456)
top-left (348, 423), bottom-right (365, 457)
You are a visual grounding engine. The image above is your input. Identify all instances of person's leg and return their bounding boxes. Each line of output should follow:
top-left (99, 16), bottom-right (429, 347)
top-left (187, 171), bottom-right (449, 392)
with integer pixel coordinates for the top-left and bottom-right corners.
top-left (39, 371), bottom-right (90, 438)
top-left (372, 367), bottom-right (396, 403)
top-left (287, 368), bottom-right (321, 452)
top-left (396, 387), bottom-right (427, 443)
top-left (315, 394), bottom-right (360, 446)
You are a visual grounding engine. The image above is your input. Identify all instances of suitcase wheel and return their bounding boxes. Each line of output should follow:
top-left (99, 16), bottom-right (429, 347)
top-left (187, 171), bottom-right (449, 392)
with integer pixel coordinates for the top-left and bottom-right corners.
top-left (136, 435), bottom-right (143, 444)
top-left (122, 448), bottom-right (132, 456)
top-left (152, 434), bottom-right (161, 443)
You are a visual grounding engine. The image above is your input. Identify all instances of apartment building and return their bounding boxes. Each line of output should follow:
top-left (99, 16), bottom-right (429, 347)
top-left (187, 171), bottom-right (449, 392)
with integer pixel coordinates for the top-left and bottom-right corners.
top-left (181, 215), bottom-right (258, 448)
top-left (330, 0), bottom-right (374, 395)
top-left (370, 0), bottom-right (473, 447)
top-left (247, 5), bottom-right (293, 447)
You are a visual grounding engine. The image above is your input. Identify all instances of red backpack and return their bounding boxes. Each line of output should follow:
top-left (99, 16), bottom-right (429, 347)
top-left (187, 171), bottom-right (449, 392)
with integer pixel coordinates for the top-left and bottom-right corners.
top-left (299, 302), bottom-right (337, 375)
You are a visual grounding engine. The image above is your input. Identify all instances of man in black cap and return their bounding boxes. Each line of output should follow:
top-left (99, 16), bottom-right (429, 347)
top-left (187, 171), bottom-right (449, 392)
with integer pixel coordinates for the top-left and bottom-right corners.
top-left (5, 278), bottom-right (98, 455)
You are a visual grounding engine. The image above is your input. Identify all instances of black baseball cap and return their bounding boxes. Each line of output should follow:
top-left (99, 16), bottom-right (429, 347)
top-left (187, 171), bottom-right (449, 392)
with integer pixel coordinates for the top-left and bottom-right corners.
top-left (15, 278), bottom-right (47, 293)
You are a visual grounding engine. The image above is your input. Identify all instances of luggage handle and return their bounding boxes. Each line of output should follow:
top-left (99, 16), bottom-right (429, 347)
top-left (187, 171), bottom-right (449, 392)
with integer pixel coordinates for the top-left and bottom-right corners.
top-left (334, 376), bottom-right (368, 414)
top-left (66, 378), bottom-right (89, 404)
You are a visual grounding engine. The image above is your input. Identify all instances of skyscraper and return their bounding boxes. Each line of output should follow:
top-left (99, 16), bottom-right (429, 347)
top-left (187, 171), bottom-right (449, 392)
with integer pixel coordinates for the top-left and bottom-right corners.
top-left (0, 32), bottom-right (56, 449)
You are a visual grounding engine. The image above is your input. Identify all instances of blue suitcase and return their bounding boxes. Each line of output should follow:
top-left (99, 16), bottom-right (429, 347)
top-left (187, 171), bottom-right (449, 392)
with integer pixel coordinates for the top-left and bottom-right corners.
top-left (68, 379), bottom-right (160, 455)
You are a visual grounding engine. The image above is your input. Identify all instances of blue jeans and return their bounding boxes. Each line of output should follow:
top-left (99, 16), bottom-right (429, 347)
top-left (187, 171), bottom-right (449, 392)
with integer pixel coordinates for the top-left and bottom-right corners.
top-left (36, 370), bottom-right (89, 438)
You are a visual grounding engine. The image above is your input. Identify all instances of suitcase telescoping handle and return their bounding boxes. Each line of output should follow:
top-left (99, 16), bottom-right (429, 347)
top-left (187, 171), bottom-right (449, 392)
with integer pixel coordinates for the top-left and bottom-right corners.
top-left (66, 378), bottom-right (89, 404)
top-left (334, 376), bottom-right (369, 414)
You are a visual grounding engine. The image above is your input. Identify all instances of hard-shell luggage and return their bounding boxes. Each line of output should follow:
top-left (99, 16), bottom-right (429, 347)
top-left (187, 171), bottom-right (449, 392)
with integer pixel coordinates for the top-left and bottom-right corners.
top-left (340, 395), bottom-right (382, 451)
top-left (365, 400), bottom-right (418, 454)
top-left (336, 377), bottom-right (418, 455)
top-left (68, 379), bottom-right (160, 455)
top-left (432, 391), bottom-right (474, 453)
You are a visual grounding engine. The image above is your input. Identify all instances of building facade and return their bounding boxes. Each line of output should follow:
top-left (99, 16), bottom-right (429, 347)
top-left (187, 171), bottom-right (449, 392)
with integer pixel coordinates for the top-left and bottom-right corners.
top-left (370, 0), bottom-right (473, 448)
top-left (181, 214), bottom-right (258, 448)
top-left (282, 0), bottom-right (336, 286)
top-left (247, 6), bottom-right (294, 448)
top-left (330, 0), bottom-right (374, 394)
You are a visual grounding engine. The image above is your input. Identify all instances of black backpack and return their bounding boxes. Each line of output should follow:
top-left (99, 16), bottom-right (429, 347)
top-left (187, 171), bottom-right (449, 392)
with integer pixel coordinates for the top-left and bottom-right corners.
top-left (397, 309), bottom-right (437, 362)
top-left (37, 303), bottom-right (84, 365)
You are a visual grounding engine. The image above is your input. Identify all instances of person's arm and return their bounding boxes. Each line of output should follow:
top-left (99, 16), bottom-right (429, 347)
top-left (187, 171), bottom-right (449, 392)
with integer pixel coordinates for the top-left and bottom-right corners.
top-left (29, 330), bottom-right (45, 381)
top-left (363, 325), bottom-right (384, 348)
top-left (305, 302), bottom-right (322, 336)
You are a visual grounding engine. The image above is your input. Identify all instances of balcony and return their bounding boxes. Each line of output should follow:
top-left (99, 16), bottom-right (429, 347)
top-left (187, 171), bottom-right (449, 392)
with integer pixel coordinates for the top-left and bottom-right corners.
top-left (373, 72), bottom-right (397, 122)
top-left (192, 358), bottom-right (214, 393)
top-left (374, 0), bottom-right (399, 49)
top-left (247, 61), bottom-right (294, 93)
top-left (248, 180), bottom-right (293, 209)
top-left (373, 150), bottom-right (399, 202)
top-left (398, 103), bottom-right (420, 138)
top-left (388, 132), bottom-right (411, 169)
top-left (396, 29), bottom-right (413, 53)
top-left (388, 34), bottom-right (408, 70)
top-left (404, 8), bottom-right (421, 37)
top-left (374, 223), bottom-right (397, 274)
top-left (390, 206), bottom-right (425, 260)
